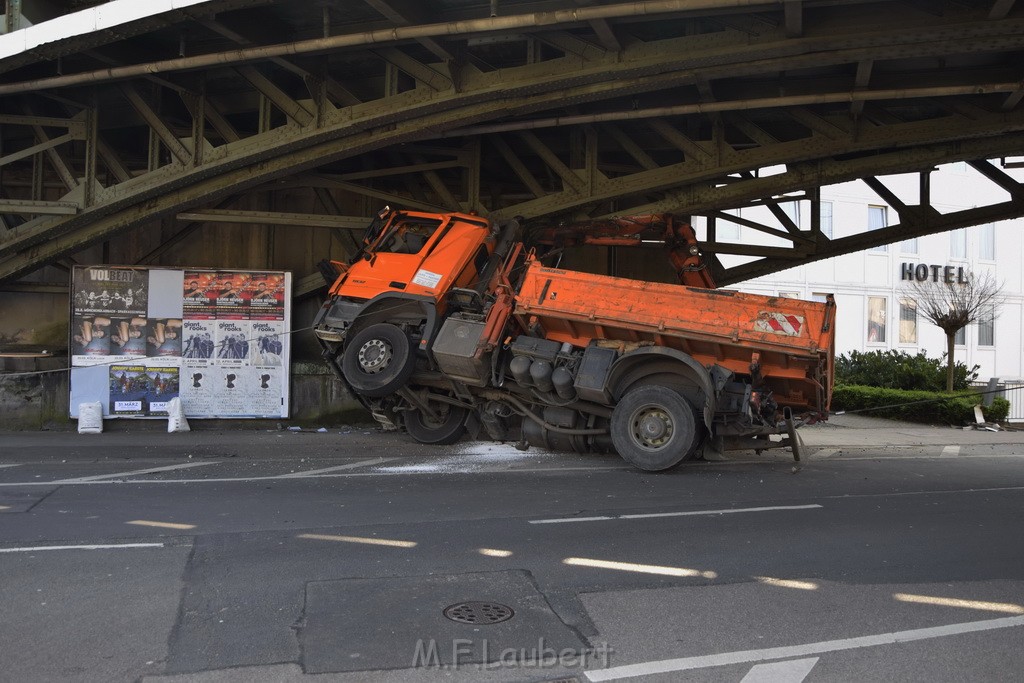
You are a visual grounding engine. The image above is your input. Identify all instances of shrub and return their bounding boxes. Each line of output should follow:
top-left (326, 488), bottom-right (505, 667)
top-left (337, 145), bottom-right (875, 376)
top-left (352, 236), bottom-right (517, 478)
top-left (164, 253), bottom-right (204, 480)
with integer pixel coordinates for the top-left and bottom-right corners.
top-left (832, 385), bottom-right (1010, 425)
top-left (835, 350), bottom-right (979, 392)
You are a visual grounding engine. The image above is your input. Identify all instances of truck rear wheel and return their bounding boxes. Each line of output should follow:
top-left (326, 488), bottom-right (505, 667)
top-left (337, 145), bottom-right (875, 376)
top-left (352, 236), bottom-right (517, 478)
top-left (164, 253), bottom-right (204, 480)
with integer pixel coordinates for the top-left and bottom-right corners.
top-left (611, 385), bottom-right (696, 471)
top-left (341, 323), bottom-right (417, 397)
top-left (405, 402), bottom-right (469, 445)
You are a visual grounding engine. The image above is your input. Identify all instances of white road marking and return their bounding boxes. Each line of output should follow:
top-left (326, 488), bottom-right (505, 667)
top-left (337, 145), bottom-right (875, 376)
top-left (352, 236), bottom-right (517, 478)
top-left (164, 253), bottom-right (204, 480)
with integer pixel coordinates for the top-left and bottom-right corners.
top-left (532, 516), bottom-right (617, 524)
top-left (53, 461), bottom-right (219, 483)
top-left (564, 557), bottom-right (717, 579)
top-left (810, 448), bottom-right (840, 458)
top-left (531, 504), bottom-right (822, 524)
top-left (941, 445), bottom-right (961, 457)
top-left (127, 519), bottom-right (196, 530)
top-left (0, 543), bottom-right (164, 553)
top-left (0, 464), bottom-right (630, 486)
top-left (894, 593), bottom-right (1024, 614)
top-left (0, 464), bottom-right (21, 469)
top-left (277, 458), bottom-right (397, 477)
top-left (584, 615), bottom-right (1024, 681)
top-left (740, 657), bottom-right (819, 683)
top-left (298, 533), bottom-right (417, 548)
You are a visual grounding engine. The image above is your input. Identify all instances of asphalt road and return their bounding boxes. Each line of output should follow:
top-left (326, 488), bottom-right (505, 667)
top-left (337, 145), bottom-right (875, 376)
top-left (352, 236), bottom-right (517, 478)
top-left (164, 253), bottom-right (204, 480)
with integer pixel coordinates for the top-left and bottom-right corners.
top-left (1, 421), bottom-right (1023, 682)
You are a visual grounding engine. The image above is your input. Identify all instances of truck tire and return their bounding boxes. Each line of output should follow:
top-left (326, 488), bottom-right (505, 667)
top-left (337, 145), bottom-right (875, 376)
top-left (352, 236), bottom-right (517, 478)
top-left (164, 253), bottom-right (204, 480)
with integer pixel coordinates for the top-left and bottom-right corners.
top-left (611, 385), bottom-right (697, 471)
top-left (405, 403), bottom-right (469, 445)
top-left (341, 323), bottom-right (416, 397)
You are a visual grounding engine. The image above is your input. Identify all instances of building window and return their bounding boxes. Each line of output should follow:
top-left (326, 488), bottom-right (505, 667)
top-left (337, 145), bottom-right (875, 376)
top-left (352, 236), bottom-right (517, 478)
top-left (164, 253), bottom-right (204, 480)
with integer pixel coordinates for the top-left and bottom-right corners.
top-left (811, 292), bottom-right (829, 303)
top-left (899, 299), bottom-right (917, 344)
top-left (978, 309), bottom-right (994, 346)
top-left (900, 236), bottom-right (918, 254)
top-left (819, 201), bottom-right (833, 239)
top-left (868, 297), bottom-right (887, 342)
top-left (950, 228), bottom-right (967, 259)
top-left (869, 206), bottom-right (888, 252)
top-left (779, 291), bottom-right (800, 299)
top-left (979, 223), bottom-right (995, 260)
top-left (954, 326), bottom-right (966, 346)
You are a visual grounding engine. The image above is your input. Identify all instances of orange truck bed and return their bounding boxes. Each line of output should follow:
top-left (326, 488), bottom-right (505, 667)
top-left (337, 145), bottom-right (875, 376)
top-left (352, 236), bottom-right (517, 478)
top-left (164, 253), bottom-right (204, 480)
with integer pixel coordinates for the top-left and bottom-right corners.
top-left (513, 257), bottom-right (835, 414)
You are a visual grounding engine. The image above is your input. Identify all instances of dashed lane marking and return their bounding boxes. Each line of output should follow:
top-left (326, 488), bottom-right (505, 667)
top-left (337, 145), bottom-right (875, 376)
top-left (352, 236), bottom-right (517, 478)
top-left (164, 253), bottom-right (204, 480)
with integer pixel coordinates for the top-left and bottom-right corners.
top-left (0, 464), bottom-right (21, 469)
top-left (585, 615), bottom-right (1024, 681)
top-left (126, 520), bottom-right (196, 530)
top-left (0, 543), bottom-right (164, 553)
top-left (531, 504), bottom-right (822, 524)
top-left (941, 445), bottom-right (961, 457)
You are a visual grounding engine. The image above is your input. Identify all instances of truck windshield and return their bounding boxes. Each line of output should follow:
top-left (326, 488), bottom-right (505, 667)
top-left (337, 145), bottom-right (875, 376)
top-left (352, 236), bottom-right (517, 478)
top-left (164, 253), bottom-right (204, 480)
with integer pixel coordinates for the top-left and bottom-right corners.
top-left (376, 217), bottom-right (444, 255)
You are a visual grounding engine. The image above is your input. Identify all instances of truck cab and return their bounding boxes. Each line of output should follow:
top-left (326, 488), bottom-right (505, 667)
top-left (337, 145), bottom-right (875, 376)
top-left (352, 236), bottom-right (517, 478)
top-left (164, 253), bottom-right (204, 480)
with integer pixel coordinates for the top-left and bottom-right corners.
top-left (312, 208), bottom-right (499, 401)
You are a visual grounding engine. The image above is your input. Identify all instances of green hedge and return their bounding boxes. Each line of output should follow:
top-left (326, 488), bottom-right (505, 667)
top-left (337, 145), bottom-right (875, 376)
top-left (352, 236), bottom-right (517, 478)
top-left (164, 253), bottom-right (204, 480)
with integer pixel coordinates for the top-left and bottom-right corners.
top-left (832, 385), bottom-right (1010, 425)
top-left (835, 350), bottom-right (979, 392)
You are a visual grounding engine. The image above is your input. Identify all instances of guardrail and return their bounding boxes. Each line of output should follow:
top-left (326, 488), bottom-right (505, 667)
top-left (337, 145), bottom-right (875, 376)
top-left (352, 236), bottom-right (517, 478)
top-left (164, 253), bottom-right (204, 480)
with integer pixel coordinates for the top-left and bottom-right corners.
top-left (971, 380), bottom-right (1024, 423)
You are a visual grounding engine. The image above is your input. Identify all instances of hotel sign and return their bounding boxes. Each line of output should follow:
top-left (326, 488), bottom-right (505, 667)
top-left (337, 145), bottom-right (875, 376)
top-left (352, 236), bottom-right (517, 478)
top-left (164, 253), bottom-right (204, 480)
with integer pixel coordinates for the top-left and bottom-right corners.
top-left (900, 263), bottom-right (969, 284)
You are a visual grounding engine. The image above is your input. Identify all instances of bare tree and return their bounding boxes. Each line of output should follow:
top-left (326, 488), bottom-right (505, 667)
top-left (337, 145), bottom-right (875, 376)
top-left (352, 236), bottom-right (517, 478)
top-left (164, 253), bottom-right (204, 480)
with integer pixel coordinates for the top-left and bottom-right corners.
top-left (904, 270), bottom-right (1004, 391)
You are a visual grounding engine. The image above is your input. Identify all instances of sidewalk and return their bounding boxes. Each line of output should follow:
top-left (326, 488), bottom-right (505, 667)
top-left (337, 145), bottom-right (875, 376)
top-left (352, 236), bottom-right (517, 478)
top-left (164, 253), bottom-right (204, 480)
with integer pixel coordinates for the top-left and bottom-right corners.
top-left (799, 412), bottom-right (1024, 449)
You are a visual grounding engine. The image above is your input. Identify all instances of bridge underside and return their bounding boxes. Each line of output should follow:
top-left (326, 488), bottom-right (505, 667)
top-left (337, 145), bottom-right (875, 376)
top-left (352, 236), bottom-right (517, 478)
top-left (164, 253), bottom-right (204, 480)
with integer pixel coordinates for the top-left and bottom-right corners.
top-left (1, 0), bottom-right (1024, 291)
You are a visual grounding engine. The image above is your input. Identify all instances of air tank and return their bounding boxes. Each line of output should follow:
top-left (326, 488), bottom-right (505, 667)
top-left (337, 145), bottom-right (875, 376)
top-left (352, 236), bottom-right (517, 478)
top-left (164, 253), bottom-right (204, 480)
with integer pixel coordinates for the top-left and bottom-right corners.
top-left (510, 355), bottom-right (533, 386)
top-left (551, 366), bottom-right (576, 400)
top-left (529, 359), bottom-right (554, 392)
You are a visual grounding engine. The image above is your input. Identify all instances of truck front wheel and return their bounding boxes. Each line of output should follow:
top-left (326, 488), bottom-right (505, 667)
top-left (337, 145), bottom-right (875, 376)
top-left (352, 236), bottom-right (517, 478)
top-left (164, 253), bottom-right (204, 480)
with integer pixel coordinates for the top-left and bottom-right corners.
top-left (341, 323), bottom-right (417, 397)
top-left (611, 385), bottom-right (696, 471)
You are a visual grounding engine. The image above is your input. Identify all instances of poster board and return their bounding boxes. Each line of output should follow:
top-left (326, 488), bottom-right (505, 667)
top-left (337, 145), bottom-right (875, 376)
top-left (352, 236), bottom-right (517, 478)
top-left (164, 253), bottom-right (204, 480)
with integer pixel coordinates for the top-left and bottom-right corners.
top-left (69, 266), bottom-right (291, 419)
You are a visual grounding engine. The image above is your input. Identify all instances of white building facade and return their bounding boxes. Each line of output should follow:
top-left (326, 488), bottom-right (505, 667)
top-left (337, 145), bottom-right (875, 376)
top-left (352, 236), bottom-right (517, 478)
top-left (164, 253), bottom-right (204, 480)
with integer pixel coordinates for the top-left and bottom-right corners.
top-left (695, 162), bottom-right (1024, 383)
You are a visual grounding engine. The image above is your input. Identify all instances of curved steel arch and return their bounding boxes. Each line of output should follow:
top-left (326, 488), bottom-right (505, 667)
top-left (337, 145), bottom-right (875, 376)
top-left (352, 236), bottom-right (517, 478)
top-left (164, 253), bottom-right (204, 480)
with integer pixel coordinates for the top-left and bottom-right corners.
top-left (1, 0), bottom-right (1023, 286)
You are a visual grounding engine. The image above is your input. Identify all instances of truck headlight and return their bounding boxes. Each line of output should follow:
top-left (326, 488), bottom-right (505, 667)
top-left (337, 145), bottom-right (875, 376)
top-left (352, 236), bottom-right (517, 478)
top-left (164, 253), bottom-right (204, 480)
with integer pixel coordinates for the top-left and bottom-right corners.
top-left (314, 327), bottom-right (346, 342)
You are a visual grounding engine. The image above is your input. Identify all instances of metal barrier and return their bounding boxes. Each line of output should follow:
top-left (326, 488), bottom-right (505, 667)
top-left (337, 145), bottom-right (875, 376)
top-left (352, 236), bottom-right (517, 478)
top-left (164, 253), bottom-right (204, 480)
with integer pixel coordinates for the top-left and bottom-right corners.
top-left (972, 379), bottom-right (1024, 423)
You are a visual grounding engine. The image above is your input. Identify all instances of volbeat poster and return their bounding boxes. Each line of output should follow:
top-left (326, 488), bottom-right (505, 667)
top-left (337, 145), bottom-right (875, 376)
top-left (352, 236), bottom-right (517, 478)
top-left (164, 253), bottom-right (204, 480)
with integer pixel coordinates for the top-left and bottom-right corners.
top-left (73, 267), bottom-right (148, 316)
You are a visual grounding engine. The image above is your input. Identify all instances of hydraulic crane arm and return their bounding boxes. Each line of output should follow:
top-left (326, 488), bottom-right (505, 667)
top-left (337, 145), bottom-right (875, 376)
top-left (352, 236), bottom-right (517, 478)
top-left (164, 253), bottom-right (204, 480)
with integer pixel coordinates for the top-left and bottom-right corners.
top-left (528, 214), bottom-right (716, 289)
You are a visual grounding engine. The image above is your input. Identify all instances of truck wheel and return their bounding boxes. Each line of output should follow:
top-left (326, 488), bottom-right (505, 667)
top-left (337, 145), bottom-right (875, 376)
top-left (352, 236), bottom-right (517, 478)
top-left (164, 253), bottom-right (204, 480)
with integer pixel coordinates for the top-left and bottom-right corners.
top-left (611, 385), bottom-right (696, 471)
top-left (341, 323), bottom-right (416, 397)
top-left (405, 403), bottom-right (469, 445)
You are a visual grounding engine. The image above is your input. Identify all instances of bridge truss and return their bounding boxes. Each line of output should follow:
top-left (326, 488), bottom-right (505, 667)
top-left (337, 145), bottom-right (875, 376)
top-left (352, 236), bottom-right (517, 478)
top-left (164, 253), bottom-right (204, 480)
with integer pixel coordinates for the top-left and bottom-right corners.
top-left (1, 0), bottom-right (1023, 290)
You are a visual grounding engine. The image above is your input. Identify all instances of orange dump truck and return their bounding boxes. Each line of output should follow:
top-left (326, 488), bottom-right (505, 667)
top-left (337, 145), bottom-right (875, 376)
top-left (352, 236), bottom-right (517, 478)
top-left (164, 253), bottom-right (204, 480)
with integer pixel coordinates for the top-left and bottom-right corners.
top-left (313, 209), bottom-right (835, 471)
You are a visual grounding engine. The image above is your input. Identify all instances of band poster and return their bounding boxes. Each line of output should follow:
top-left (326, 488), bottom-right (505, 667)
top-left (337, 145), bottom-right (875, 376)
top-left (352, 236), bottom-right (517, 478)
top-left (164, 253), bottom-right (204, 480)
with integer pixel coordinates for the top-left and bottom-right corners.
top-left (70, 266), bottom-right (290, 419)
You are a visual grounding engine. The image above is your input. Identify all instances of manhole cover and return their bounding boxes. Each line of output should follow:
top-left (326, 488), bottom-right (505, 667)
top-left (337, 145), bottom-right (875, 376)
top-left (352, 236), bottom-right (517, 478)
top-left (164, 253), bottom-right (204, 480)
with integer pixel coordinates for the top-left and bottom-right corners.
top-left (443, 601), bottom-right (514, 624)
